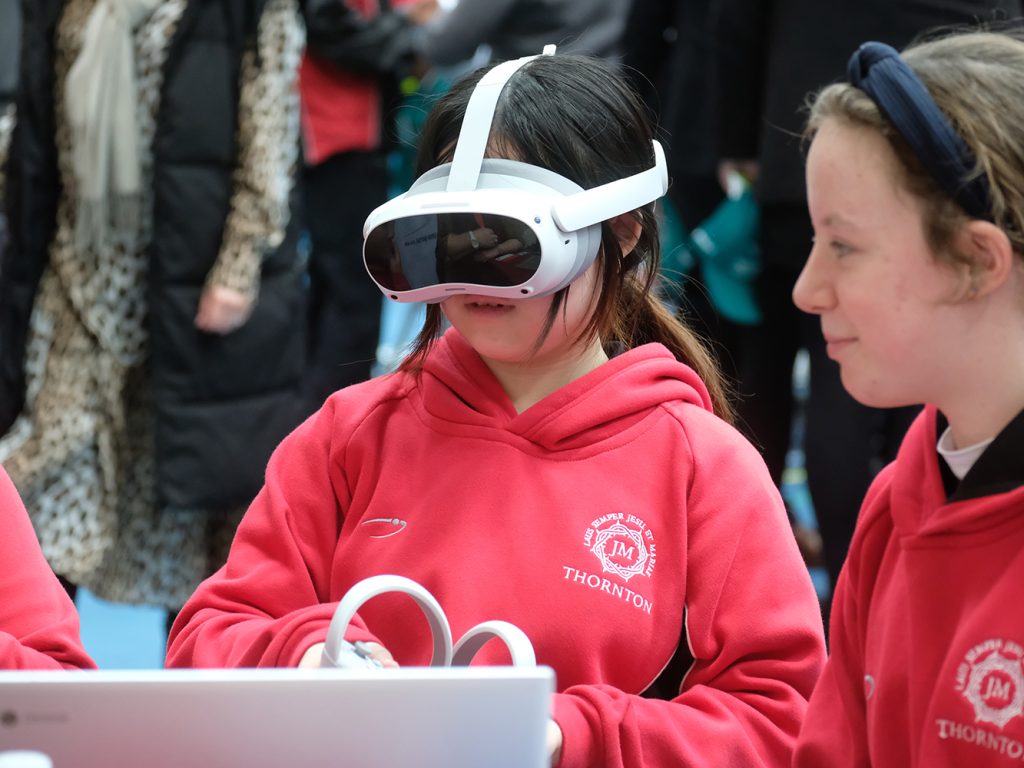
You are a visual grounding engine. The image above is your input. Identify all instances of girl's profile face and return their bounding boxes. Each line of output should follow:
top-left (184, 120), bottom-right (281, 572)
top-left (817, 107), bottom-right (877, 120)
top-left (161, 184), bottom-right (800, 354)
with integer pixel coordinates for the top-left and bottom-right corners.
top-left (793, 118), bottom-right (966, 409)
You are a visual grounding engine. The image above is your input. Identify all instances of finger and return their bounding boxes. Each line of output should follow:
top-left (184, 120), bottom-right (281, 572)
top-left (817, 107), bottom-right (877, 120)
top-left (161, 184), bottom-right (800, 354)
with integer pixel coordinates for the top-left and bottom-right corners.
top-left (194, 300), bottom-right (213, 331)
top-left (197, 292), bottom-right (253, 334)
top-left (357, 641), bottom-right (399, 668)
top-left (546, 720), bottom-right (563, 764)
top-left (197, 308), bottom-right (239, 335)
top-left (298, 642), bottom-right (326, 669)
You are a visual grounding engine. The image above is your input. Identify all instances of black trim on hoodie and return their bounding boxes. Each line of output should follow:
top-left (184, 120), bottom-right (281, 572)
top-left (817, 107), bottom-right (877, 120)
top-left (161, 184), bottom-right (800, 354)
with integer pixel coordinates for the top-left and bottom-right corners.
top-left (936, 408), bottom-right (1024, 503)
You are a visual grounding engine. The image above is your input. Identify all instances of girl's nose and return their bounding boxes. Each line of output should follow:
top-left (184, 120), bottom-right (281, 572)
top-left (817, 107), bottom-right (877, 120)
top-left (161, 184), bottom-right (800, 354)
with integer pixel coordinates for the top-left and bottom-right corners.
top-left (792, 247), bottom-right (833, 315)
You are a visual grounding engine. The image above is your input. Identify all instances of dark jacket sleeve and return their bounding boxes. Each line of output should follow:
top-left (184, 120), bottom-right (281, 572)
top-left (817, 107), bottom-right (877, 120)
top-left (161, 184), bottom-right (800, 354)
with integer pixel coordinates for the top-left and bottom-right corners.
top-left (301, 0), bottom-right (418, 76)
top-left (0, 0), bottom-right (62, 434)
top-left (710, 0), bottom-right (772, 160)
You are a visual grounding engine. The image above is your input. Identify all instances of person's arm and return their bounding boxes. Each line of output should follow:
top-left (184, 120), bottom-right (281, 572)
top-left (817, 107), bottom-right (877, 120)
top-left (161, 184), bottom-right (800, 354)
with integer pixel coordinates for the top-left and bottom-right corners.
top-left (196, 0), bottom-right (302, 334)
top-left (166, 395), bottom-right (382, 668)
top-left (552, 409), bottom-right (826, 767)
top-left (302, 0), bottom-right (420, 76)
top-left (0, 468), bottom-right (95, 670)
top-left (791, 575), bottom-right (870, 766)
top-left (793, 467), bottom-right (894, 768)
top-left (416, 0), bottom-right (518, 68)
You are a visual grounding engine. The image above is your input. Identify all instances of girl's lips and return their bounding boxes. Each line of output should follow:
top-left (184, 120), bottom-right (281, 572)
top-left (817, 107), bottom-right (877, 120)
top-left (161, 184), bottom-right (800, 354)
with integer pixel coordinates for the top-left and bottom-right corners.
top-left (462, 299), bottom-right (516, 311)
top-left (463, 299), bottom-right (515, 315)
top-left (824, 337), bottom-right (856, 358)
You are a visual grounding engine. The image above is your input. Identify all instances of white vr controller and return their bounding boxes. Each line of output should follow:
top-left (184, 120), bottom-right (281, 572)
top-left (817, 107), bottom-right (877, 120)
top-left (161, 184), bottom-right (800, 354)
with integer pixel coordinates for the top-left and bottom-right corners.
top-left (321, 575), bottom-right (536, 669)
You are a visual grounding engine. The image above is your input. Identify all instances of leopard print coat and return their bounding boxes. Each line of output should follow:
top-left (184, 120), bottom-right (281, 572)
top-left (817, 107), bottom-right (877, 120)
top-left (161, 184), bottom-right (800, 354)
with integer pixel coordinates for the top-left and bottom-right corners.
top-left (0, 0), bottom-right (303, 609)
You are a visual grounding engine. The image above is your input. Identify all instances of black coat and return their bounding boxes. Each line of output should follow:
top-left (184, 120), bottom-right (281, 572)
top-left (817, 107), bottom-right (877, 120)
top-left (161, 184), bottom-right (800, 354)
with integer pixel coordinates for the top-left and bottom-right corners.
top-left (622, 0), bottom-right (718, 180)
top-left (712, 0), bottom-right (1023, 207)
top-left (2, 0), bottom-right (307, 511)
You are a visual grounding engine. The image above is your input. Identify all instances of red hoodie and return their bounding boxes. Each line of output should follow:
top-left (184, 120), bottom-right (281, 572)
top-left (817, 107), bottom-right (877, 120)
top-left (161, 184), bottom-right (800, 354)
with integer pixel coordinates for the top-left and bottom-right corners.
top-left (796, 405), bottom-right (1024, 767)
top-left (0, 467), bottom-right (95, 670)
top-left (167, 329), bottom-right (825, 768)
top-left (299, 0), bottom-right (416, 165)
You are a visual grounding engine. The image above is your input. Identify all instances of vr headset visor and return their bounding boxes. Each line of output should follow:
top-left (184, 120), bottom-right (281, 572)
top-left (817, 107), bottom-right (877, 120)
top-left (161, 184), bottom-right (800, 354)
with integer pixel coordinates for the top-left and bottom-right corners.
top-left (362, 46), bottom-right (668, 304)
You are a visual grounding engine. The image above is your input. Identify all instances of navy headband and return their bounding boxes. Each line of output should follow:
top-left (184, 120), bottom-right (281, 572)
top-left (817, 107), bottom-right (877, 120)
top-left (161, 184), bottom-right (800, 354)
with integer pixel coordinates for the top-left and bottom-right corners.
top-left (847, 41), bottom-right (992, 221)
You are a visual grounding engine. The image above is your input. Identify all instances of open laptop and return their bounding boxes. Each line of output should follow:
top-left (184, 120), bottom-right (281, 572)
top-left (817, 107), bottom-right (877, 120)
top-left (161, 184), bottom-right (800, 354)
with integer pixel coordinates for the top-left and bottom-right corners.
top-left (0, 666), bottom-right (554, 768)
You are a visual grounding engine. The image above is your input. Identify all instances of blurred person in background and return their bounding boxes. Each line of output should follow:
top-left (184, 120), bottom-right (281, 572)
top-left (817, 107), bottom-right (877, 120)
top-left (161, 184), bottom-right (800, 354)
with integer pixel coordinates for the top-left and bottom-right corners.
top-left (620, 0), bottom-right (740, 390)
top-left (298, 0), bottom-right (435, 410)
top-left (0, 0), bottom-right (307, 623)
top-left (622, 0), bottom-right (823, 566)
top-left (711, 0), bottom-right (1020, 616)
top-left (412, 0), bottom-right (631, 66)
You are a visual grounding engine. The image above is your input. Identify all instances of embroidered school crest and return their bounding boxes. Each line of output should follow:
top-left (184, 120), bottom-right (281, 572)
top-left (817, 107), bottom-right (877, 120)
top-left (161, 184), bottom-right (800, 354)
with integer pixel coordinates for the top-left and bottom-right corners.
top-left (583, 512), bottom-right (656, 582)
top-left (956, 639), bottom-right (1024, 729)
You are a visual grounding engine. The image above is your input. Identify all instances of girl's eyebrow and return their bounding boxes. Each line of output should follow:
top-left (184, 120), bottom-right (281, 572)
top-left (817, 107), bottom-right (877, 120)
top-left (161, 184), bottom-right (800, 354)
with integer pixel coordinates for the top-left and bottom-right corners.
top-left (823, 212), bottom-right (861, 230)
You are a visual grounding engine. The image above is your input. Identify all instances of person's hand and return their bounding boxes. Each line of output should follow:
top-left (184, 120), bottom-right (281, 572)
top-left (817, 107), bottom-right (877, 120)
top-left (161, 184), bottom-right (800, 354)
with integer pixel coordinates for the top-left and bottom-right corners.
top-left (476, 237), bottom-right (524, 262)
top-left (404, 0), bottom-right (439, 25)
top-left (547, 719), bottom-right (563, 766)
top-left (471, 227), bottom-right (499, 249)
top-left (297, 641), bottom-right (399, 669)
top-left (717, 159), bottom-right (760, 193)
top-left (195, 285), bottom-right (254, 334)
top-left (298, 642), bottom-right (327, 668)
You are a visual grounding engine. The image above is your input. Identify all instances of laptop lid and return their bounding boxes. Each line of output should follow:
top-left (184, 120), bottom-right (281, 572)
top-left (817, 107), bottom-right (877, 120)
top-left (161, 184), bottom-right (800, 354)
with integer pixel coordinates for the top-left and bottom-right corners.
top-left (0, 666), bottom-right (554, 768)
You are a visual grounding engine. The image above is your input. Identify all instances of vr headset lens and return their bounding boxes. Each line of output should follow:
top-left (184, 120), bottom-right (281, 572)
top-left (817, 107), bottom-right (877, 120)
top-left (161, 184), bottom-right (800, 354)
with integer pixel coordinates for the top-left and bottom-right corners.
top-left (365, 212), bottom-right (543, 292)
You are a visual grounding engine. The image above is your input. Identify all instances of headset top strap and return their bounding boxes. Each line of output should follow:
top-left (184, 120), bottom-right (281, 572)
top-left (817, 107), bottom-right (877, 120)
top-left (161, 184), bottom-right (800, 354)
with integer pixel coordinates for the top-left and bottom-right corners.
top-left (446, 45), bottom-right (557, 193)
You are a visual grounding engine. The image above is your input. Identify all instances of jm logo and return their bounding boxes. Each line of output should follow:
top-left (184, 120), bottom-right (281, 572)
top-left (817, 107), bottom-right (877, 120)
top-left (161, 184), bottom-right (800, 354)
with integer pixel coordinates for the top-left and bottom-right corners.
top-left (582, 513), bottom-right (657, 583)
top-left (986, 678), bottom-right (1013, 701)
top-left (610, 541), bottom-right (635, 559)
top-left (956, 638), bottom-right (1024, 729)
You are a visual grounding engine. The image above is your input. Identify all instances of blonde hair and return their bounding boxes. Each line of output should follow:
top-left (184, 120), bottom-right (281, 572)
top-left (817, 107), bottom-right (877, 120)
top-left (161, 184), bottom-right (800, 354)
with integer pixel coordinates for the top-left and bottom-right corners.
top-left (806, 31), bottom-right (1024, 275)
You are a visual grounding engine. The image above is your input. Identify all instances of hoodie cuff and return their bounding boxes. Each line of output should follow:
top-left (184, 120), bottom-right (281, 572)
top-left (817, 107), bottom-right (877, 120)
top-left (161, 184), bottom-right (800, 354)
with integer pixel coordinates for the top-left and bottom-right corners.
top-left (552, 692), bottom-right (601, 768)
top-left (275, 605), bottom-right (336, 667)
top-left (278, 606), bottom-right (383, 668)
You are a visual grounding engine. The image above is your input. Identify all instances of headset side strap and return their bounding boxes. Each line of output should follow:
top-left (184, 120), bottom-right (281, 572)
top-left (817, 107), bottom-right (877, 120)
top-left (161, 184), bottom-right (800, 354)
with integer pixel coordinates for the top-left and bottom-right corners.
top-left (551, 140), bottom-right (668, 231)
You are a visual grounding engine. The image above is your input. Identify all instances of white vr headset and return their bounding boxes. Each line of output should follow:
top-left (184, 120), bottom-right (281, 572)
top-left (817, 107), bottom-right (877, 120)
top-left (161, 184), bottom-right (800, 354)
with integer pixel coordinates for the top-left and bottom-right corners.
top-left (362, 44), bottom-right (669, 304)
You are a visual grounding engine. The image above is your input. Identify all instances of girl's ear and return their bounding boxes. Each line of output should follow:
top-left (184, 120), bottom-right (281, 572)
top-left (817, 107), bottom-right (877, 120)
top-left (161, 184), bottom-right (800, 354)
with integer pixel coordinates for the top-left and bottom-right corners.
top-left (609, 213), bottom-right (643, 257)
top-left (956, 220), bottom-right (1015, 299)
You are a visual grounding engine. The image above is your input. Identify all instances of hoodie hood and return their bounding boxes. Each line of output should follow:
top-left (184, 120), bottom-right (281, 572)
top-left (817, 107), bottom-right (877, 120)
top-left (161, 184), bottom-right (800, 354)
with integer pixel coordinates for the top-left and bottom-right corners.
top-left (889, 405), bottom-right (1024, 539)
top-left (415, 328), bottom-right (713, 453)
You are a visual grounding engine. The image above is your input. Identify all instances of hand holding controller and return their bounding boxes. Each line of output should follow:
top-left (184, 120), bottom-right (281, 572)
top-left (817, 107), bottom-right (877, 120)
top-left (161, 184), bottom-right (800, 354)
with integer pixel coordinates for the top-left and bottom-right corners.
top-left (324, 640), bottom-right (386, 670)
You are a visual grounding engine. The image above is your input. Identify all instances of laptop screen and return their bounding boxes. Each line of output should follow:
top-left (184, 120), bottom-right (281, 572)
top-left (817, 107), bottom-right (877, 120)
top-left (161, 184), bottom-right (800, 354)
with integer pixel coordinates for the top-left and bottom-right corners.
top-left (0, 666), bottom-right (554, 768)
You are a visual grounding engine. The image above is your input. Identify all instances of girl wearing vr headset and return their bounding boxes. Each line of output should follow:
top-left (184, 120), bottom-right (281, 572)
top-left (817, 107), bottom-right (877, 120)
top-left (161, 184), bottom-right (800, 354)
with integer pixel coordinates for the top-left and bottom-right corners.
top-left (168, 51), bottom-right (826, 767)
top-left (792, 31), bottom-right (1024, 767)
